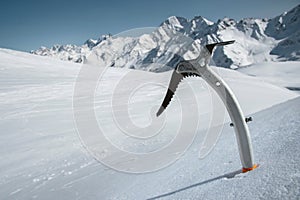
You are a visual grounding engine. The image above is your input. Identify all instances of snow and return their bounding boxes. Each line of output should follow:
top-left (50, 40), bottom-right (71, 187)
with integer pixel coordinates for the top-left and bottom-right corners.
top-left (30, 5), bottom-right (300, 70)
top-left (237, 61), bottom-right (300, 89)
top-left (30, 35), bottom-right (110, 63)
top-left (147, 96), bottom-right (300, 200)
top-left (0, 48), bottom-right (299, 199)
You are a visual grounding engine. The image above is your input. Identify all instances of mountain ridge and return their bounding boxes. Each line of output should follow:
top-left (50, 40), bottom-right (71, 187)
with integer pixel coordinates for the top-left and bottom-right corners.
top-left (31, 5), bottom-right (300, 71)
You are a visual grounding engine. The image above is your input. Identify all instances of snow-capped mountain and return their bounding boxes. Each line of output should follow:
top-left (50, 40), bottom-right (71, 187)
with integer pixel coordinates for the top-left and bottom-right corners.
top-left (31, 44), bottom-right (89, 63)
top-left (31, 5), bottom-right (300, 70)
top-left (31, 34), bottom-right (111, 63)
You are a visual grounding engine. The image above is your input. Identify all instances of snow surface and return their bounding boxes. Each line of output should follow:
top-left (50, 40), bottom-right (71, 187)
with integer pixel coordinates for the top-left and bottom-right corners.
top-left (0, 48), bottom-right (299, 199)
top-left (238, 61), bottom-right (300, 89)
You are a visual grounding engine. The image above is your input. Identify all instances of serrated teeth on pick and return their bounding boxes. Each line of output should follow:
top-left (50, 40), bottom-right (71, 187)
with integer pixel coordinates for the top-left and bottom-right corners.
top-left (157, 70), bottom-right (201, 116)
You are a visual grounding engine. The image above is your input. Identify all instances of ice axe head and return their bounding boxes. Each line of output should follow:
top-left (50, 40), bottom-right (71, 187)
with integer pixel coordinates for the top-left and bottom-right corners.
top-left (205, 40), bottom-right (235, 55)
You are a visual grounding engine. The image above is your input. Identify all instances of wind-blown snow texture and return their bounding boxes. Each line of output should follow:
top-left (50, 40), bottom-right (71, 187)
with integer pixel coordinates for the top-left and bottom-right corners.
top-left (31, 5), bottom-right (300, 70)
top-left (0, 49), bottom-right (299, 199)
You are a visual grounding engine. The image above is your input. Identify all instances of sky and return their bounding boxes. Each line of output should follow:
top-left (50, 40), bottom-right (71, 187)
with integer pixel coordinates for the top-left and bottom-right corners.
top-left (0, 0), bottom-right (299, 52)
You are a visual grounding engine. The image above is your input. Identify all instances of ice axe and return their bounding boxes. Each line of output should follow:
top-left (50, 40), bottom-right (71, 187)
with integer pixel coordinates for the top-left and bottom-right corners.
top-left (157, 40), bottom-right (257, 172)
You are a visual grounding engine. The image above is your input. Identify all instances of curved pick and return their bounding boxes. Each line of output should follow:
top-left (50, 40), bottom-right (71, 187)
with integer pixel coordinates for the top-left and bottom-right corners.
top-left (156, 69), bottom-right (200, 117)
top-left (156, 40), bottom-right (234, 117)
top-left (205, 40), bottom-right (235, 54)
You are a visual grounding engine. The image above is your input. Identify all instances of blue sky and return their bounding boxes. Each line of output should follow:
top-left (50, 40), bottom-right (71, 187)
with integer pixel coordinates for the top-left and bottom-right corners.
top-left (0, 0), bottom-right (299, 52)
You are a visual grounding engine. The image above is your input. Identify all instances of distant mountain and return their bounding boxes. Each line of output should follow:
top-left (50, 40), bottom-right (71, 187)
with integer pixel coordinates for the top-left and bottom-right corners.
top-left (31, 5), bottom-right (300, 71)
top-left (31, 34), bottom-right (111, 63)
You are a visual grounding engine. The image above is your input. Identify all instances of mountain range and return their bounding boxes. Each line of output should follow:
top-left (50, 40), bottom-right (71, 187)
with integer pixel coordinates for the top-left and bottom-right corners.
top-left (31, 5), bottom-right (300, 71)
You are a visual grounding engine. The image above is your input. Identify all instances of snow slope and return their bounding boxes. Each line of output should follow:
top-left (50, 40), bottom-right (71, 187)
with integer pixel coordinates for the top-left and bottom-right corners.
top-left (0, 48), bottom-right (299, 199)
top-left (146, 96), bottom-right (300, 200)
top-left (238, 61), bottom-right (300, 90)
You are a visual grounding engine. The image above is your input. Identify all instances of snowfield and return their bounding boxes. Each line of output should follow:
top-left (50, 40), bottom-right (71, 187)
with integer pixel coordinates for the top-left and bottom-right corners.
top-left (238, 61), bottom-right (300, 90)
top-left (0, 48), bottom-right (299, 199)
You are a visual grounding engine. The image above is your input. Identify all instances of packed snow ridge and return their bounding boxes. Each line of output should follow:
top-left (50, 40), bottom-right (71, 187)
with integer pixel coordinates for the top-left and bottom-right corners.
top-left (31, 5), bottom-right (300, 71)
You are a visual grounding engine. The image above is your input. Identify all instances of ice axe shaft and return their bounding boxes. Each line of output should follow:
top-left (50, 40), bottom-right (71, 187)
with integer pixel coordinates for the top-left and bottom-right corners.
top-left (157, 40), bottom-right (257, 171)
